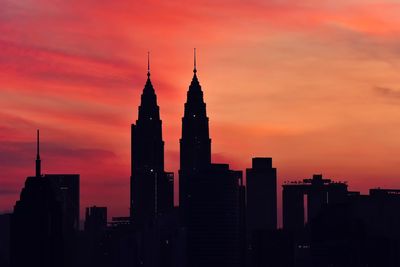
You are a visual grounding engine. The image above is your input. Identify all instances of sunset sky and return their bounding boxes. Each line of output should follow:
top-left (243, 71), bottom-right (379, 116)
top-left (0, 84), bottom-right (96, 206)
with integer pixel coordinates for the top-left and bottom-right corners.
top-left (1, 0), bottom-right (400, 222)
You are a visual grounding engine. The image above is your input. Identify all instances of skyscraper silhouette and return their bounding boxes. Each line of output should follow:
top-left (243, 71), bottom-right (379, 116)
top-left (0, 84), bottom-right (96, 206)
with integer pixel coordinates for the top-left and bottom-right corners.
top-left (179, 49), bottom-right (211, 173)
top-left (179, 50), bottom-right (242, 267)
top-left (246, 158), bottom-right (278, 267)
top-left (10, 130), bottom-right (64, 267)
top-left (130, 54), bottom-right (174, 226)
top-left (179, 49), bottom-right (212, 218)
top-left (246, 157), bottom-right (277, 232)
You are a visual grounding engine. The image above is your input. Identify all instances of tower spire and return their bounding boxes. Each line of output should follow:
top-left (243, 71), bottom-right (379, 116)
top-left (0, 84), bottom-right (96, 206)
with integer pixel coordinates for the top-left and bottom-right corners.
top-left (35, 129), bottom-right (41, 177)
top-left (147, 51), bottom-right (150, 77)
top-left (193, 48), bottom-right (197, 74)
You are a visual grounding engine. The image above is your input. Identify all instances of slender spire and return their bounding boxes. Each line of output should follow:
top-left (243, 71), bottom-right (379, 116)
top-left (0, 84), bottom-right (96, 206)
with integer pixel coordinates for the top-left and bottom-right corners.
top-left (143, 51), bottom-right (155, 95)
top-left (35, 129), bottom-right (41, 177)
top-left (193, 48), bottom-right (197, 74)
top-left (36, 129), bottom-right (40, 159)
top-left (147, 51), bottom-right (150, 77)
top-left (188, 48), bottom-right (202, 92)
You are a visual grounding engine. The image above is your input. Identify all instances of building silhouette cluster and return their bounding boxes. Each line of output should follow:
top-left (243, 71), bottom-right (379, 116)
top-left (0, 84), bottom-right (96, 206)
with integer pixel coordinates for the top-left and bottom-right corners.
top-left (1, 52), bottom-right (400, 267)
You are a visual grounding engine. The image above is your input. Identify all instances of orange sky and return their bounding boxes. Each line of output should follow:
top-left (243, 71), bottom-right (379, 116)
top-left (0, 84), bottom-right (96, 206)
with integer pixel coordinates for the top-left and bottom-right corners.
top-left (1, 0), bottom-right (400, 221)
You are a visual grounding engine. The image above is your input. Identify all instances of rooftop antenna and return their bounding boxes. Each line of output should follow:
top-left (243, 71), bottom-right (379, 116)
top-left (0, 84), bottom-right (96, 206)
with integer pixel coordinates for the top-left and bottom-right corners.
top-left (35, 129), bottom-right (41, 177)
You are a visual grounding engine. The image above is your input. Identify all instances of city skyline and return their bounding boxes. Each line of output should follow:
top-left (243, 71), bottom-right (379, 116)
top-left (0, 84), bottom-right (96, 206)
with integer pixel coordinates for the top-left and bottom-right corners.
top-left (2, 0), bottom-right (400, 221)
top-left (4, 56), bottom-right (400, 266)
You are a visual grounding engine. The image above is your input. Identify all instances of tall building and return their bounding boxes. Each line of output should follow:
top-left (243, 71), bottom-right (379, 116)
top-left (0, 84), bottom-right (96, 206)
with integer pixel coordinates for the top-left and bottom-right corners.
top-left (246, 158), bottom-right (277, 267)
top-left (246, 157), bottom-right (277, 233)
top-left (179, 50), bottom-right (211, 174)
top-left (10, 130), bottom-right (64, 267)
top-left (179, 50), bottom-right (242, 267)
top-left (179, 49), bottom-right (212, 215)
top-left (131, 55), bottom-right (174, 226)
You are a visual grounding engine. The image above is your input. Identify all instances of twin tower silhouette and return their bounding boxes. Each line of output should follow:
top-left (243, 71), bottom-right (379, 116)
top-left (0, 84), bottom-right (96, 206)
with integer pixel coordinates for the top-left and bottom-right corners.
top-left (131, 48), bottom-right (213, 225)
top-left (131, 48), bottom-right (245, 267)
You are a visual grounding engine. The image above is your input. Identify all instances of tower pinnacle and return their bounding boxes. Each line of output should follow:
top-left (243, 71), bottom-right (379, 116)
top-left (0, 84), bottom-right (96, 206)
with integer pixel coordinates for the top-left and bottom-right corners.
top-left (35, 129), bottom-right (41, 177)
top-left (193, 48), bottom-right (197, 74)
top-left (147, 51), bottom-right (150, 77)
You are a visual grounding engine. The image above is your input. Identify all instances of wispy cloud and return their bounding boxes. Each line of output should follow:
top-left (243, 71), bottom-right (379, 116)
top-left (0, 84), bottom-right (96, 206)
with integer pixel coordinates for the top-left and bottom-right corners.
top-left (374, 86), bottom-right (400, 99)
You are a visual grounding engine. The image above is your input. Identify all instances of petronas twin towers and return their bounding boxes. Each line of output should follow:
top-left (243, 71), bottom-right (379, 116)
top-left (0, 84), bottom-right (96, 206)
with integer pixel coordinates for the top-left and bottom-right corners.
top-left (130, 51), bottom-right (243, 267)
top-left (130, 54), bottom-right (173, 226)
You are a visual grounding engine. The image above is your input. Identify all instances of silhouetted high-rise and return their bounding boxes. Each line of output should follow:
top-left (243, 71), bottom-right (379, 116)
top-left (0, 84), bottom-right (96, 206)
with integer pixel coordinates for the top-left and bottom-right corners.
top-left (10, 130), bottom-right (64, 267)
top-left (179, 49), bottom-right (211, 173)
top-left (246, 158), bottom-right (277, 267)
top-left (179, 51), bottom-right (242, 267)
top-left (131, 55), bottom-right (173, 226)
top-left (246, 157), bottom-right (277, 232)
top-left (179, 49), bottom-right (212, 214)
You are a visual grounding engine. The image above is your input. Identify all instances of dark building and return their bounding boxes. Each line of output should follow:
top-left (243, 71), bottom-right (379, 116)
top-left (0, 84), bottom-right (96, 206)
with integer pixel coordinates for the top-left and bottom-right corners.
top-left (246, 157), bottom-right (277, 232)
top-left (45, 174), bottom-right (80, 231)
top-left (131, 55), bottom-right (174, 226)
top-left (238, 175), bottom-right (246, 267)
top-left (182, 164), bottom-right (243, 267)
top-left (84, 206), bottom-right (107, 232)
top-left (10, 131), bottom-right (81, 267)
top-left (0, 213), bottom-right (11, 267)
top-left (246, 157), bottom-right (277, 267)
top-left (308, 188), bottom-right (400, 267)
top-left (179, 50), bottom-right (212, 221)
top-left (10, 131), bottom-right (63, 267)
top-left (80, 206), bottom-right (109, 267)
top-left (11, 176), bottom-right (64, 267)
top-left (282, 174), bottom-right (348, 231)
top-left (45, 174), bottom-right (80, 267)
top-left (179, 51), bottom-right (243, 267)
top-left (250, 229), bottom-right (295, 267)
